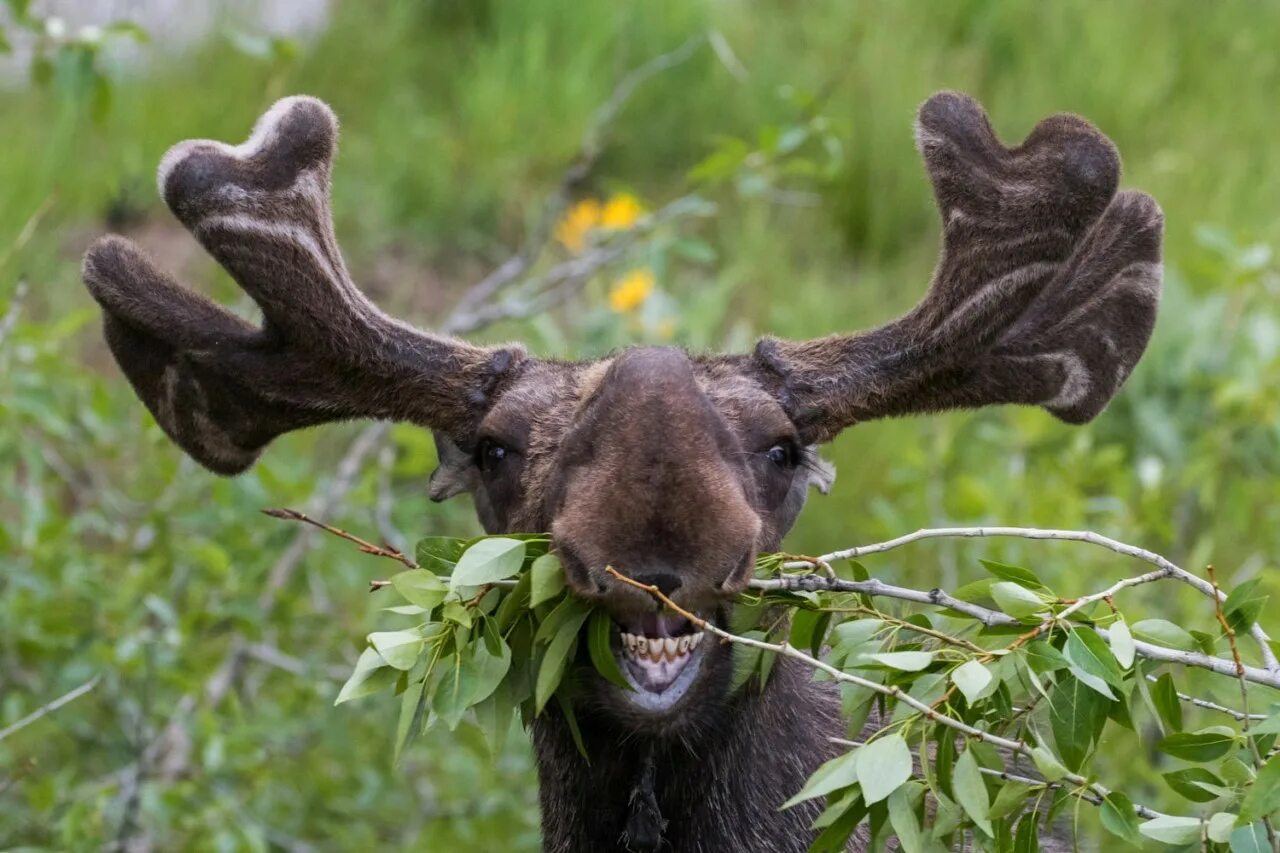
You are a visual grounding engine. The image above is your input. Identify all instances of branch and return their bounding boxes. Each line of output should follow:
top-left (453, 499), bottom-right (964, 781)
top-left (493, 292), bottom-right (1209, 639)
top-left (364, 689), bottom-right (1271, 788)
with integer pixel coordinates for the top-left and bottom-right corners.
top-left (1144, 674), bottom-right (1265, 722)
top-left (0, 674), bottom-right (101, 743)
top-left (827, 737), bottom-right (1163, 820)
top-left (757, 570), bottom-right (1280, 690)
top-left (445, 195), bottom-right (712, 334)
top-left (606, 566), bottom-right (1174, 822)
top-left (784, 526), bottom-right (1280, 675)
top-left (449, 35), bottom-right (705, 319)
top-left (261, 507), bottom-right (418, 570)
top-left (0, 279), bottom-right (29, 350)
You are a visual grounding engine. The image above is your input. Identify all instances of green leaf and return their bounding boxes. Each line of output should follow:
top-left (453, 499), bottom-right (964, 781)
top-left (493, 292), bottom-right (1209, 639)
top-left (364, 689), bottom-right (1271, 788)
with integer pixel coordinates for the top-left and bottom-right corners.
top-left (1064, 629), bottom-right (1123, 698)
top-left (463, 627), bottom-right (512, 706)
top-left (1238, 753), bottom-right (1280, 824)
top-left (494, 570), bottom-right (532, 632)
top-left (730, 631), bottom-right (766, 694)
top-left (951, 660), bottom-right (995, 704)
top-left (1030, 746), bottom-right (1068, 782)
top-left (450, 538), bottom-right (527, 590)
top-left (1109, 618), bottom-right (1136, 669)
top-left (1158, 728), bottom-right (1238, 763)
top-left (1207, 812), bottom-right (1236, 844)
top-left (1224, 578), bottom-right (1268, 632)
top-left (390, 569), bottom-right (448, 610)
top-left (1138, 815), bottom-right (1202, 845)
top-left (535, 607), bottom-right (589, 713)
top-left (334, 647), bottom-right (397, 705)
top-left (781, 749), bottom-right (860, 809)
top-left (979, 559), bottom-right (1045, 589)
top-left (1100, 791), bottom-right (1142, 846)
top-left (855, 734), bottom-right (912, 805)
top-left (368, 630), bottom-right (425, 671)
top-left (865, 651), bottom-right (933, 672)
top-left (441, 599), bottom-right (473, 628)
top-left (534, 596), bottom-right (592, 646)
top-left (952, 748), bottom-right (993, 836)
top-left (1024, 640), bottom-right (1068, 674)
top-left (885, 784), bottom-right (924, 853)
top-left (587, 609), bottom-right (631, 691)
top-left (1012, 813), bottom-right (1039, 853)
top-left (393, 675), bottom-right (428, 765)
top-left (989, 779), bottom-right (1037, 821)
top-left (529, 553), bottom-right (567, 607)
top-left (1230, 822), bottom-right (1272, 853)
top-left (1163, 767), bottom-right (1229, 803)
top-left (1152, 673), bottom-right (1184, 732)
top-left (989, 581), bottom-right (1049, 620)
top-left (1253, 712), bottom-right (1280, 735)
top-left (554, 691), bottom-right (589, 760)
top-left (1049, 674), bottom-right (1109, 771)
top-left (415, 536), bottom-right (466, 573)
top-left (1131, 618), bottom-right (1197, 651)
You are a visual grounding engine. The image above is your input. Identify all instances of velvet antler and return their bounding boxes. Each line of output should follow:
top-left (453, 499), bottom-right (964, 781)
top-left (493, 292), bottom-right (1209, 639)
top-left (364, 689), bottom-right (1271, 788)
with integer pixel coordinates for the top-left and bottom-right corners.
top-left (83, 97), bottom-right (525, 475)
top-left (756, 92), bottom-right (1163, 443)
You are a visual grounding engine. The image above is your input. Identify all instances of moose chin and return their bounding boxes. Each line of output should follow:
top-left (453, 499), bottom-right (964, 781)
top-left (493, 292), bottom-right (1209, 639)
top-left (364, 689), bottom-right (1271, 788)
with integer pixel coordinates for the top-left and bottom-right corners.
top-left (82, 90), bottom-right (1162, 852)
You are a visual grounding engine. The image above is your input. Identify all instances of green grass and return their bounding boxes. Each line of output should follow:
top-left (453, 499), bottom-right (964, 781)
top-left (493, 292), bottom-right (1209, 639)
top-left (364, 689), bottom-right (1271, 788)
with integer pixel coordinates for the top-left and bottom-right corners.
top-left (3, 0), bottom-right (1280, 847)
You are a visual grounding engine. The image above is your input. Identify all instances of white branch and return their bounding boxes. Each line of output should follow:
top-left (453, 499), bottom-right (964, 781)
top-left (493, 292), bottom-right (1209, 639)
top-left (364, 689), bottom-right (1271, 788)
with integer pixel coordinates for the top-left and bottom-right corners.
top-left (783, 526), bottom-right (1280, 675)
top-left (0, 675), bottom-right (101, 743)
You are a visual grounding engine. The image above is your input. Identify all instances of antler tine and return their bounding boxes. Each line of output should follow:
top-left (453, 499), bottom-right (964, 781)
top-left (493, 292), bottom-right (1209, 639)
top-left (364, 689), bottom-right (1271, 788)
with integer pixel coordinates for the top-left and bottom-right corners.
top-left (756, 91), bottom-right (1162, 442)
top-left (83, 97), bottom-right (526, 475)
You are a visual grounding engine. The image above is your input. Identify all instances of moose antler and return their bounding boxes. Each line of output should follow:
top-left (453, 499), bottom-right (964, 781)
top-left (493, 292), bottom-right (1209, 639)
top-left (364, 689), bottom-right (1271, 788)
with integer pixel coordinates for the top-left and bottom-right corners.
top-left (82, 97), bottom-right (525, 475)
top-left (755, 91), bottom-right (1163, 443)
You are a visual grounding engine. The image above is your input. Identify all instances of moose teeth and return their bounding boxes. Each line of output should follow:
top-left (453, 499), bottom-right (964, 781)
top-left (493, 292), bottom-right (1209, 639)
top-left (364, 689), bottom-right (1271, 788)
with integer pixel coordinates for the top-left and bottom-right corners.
top-left (620, 631), bottom-right (704, 662)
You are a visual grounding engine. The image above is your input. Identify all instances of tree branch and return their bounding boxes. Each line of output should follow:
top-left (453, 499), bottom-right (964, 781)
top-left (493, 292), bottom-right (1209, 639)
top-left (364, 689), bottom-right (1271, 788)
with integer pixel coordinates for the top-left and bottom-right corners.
top-left (0, 674), bottom-right (101, 743)
top-left (784, 526), bottom-right (1280, 675)
top-left (605, 566), bottom-right (1174, 822)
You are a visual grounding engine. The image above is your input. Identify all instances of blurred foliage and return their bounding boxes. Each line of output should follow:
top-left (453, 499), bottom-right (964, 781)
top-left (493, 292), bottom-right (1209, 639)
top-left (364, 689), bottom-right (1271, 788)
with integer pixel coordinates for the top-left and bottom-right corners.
top-left (2, 0), bottom-right (1280, 849)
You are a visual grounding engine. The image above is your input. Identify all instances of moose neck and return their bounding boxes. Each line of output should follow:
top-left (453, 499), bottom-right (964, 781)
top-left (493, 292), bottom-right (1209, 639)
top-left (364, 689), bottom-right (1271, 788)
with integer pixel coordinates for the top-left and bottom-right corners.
top-left (531, 657), bottom-right (842, 853)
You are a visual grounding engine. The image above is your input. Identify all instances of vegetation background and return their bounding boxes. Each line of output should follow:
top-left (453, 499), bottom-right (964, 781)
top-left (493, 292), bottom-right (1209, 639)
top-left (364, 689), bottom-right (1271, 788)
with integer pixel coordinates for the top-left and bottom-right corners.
top-left (2, 1), bottom-right (1278, 849)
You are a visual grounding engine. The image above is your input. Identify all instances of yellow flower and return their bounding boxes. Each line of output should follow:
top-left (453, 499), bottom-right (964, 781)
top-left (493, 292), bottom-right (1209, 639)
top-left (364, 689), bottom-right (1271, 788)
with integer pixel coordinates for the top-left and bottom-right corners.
top-left (609, 268), bottom-right (655, 313)
top-left (599, 193), bottom-right (645, 230)
top-left (555, 198), bottom-right (601, 254)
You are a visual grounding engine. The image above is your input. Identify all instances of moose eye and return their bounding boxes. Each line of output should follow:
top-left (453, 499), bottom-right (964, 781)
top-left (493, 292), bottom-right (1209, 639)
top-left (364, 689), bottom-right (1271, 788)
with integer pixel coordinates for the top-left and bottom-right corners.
top-left (765, 443), bottom-right (796, 469)
top-left (477, 438), bottom-right (509, 474)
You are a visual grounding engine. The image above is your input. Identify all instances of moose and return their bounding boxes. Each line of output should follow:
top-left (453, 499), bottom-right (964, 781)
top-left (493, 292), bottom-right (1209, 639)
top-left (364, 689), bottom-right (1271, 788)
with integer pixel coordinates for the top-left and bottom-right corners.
top-left (82, 92), bottom-right (1162, 851)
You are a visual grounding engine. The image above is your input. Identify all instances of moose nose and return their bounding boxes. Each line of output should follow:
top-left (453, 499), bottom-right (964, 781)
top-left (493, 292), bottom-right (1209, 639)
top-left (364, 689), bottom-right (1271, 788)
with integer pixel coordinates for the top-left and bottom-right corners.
top-left (632, 572), bottom-right (683, 596)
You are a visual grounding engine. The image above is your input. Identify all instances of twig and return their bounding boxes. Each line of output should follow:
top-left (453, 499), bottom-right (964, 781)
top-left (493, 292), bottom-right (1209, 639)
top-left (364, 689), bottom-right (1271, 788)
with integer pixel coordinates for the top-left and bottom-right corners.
top-left (450, 35), bottom-right (705, 319)
top-left (755, 570), bottom-right (1280, 689)
top-left (827, 737), bottom-right (1154, 817)
top-left (1209, 564), bottom-right (1278, 850)
top-left (0, 194), bottom-right (56, 276)
top-left (783, 527), bottom-right (1280, 675)
top-left (0, 675), bottom-right (101, 743)
top-left (822, 604), bottom-right (988, 655)
top-left (262, 507), bottom-right (418, 570)
top-left (446, 195), bottom-right (712, 334)
top-left (1144, 674), bottom-right (1265, 722)
top-left (0, 279), bottom-right (29, 349)
top-left (607, 566), bottom-right (1172, 822)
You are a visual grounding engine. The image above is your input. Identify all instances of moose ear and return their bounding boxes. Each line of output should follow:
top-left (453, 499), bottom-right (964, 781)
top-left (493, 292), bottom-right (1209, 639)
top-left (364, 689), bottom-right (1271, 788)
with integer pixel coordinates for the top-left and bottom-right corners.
top-left (428, 432), bottom-right (479, 502)
top-left (806, 451), bottom-right (836, 495)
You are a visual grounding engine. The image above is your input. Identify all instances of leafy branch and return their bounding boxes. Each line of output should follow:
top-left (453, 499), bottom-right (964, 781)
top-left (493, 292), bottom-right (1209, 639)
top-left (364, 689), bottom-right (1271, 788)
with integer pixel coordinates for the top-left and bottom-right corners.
top-left (296, 514), bottom-right (1280, 851)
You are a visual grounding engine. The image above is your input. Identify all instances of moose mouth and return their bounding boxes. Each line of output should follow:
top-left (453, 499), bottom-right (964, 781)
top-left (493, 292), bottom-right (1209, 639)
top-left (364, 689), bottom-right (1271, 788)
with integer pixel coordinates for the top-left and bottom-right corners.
top-left (614, 612), bottom-right (708, 712)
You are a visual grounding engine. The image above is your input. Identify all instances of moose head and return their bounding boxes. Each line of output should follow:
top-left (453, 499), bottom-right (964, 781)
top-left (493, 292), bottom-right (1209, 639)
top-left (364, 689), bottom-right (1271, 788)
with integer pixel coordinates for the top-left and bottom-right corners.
top-left (83, 92), bottom-right (1161, 851)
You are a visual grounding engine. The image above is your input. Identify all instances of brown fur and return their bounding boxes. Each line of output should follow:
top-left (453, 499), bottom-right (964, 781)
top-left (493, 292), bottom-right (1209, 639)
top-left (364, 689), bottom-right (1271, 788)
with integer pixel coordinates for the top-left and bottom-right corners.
top-left (81, 92), bottom-right (1163, 851)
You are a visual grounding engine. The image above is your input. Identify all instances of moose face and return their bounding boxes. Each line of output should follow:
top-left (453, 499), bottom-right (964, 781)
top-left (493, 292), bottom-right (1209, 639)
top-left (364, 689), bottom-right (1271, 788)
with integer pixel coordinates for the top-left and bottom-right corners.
top-left (432, 346), bottom-right (834, 723)
top-left (82, 93), bottom-right (1163, 733)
